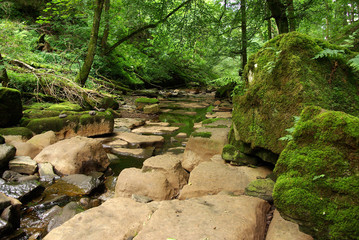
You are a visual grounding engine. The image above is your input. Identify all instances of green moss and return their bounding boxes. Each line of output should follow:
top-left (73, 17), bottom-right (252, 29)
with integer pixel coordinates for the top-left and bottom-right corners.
top-left (25, 115), bottom-right (79, 134)
top-left (273, 106), bottom-right (359, 239)
top-left (201, 118), bottom-right (225, 124)
top-left (191, 132), bottom-right (212, 138)
top-left (233, 32), bottom-right (359, 156)
top-left (0, 127), bottom-right (33, 139)
top-left (245, 178), bottom-right (275, 202)
top-left (222, 144), bottom-right (237, 161)
top-left (135, 97), bottom-right (159, 104)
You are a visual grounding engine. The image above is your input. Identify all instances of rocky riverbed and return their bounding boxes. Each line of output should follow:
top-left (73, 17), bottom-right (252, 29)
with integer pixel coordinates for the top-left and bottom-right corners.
top-left (0, 89), bottom-right (313, 240)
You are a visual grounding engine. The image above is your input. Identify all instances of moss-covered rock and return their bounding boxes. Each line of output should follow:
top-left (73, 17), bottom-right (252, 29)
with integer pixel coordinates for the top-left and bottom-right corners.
top-left (245, 178), bottom-right (275, 202)
top-left (231, 32), bottom-right (359, 159)
top-left (135, 97), bottom-right (159, 110)
top-left (222, 144), bottom-right (259, 166)
top-left (273, 106), bottom-right (359, 240)
top-left (0, 87), bottom-right (23, 127)
top-left (22, 110), bottom-right (114, 138)
top-left (0, 127), bottom-right (34, 139)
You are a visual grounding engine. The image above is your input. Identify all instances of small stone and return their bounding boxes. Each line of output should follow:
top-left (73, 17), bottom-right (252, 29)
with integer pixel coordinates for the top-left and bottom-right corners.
top-left (98, 108), bottom-right (106, 112)
top-left (9, 156), bottom-right (37, 175)
top-left (58, 114), bottom-right (67, 118)
top-left (89, 111), bottom-right (96, 116)
top-left (176, 132), bottom-right (187, 138)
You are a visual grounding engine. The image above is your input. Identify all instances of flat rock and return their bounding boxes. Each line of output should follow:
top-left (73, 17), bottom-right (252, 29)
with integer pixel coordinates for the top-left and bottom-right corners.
top-left (61, 174), bottom-right (101, 195)
top-left (142, 154), bottom-right (189, 195)
top-left (44, 197), bottom-right (154, 240)
top-left (44, 195), bottom-right (270, 240)
top-left (179, 161), bottom-right (272, 200)
top-left (8, 140), bottom-right (41, 159)
top-left (0, 193), bottom-right (11, 211)
top-left (26, 131), bottom-right (58, 149)
top-left (206, 111), bottom-right (232, 119)
top-left (115, 168), bottom-right (174, 200)
top-left (111, 147), bottom-right (154, 159)
top-left (0, 144), bottom-right (16, 169)
top-left (47, 202), bottom-right (82, 233)
top-left (145, 121), bottom-right (170, 127)
top-left (182, 127), bottom-right (229, 172)
top-left (136, 195), bottom-right (270, 240)
top-left (114, 132), bottom-right (164, 147)
top-left (132, 126), bottom-right (179, 135)
top-left (114, 118), bottom-right (145, 129)
top-left (34, 136), bottom-right (109, 175)
top-left (143, 104), bottom-right (160, 114)
top-left (103, 138), bottom-right (128, 148)
top-left (266, 210), bottom-right (314, 240)
top-left (202, 118), bottom-right (232, 128)
top-left (9, 156), bottom-right (37, 175)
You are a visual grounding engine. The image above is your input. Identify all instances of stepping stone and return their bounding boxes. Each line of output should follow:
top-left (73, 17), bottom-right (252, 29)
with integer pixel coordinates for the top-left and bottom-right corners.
top-left (132, 126), bottom-right (179, 135)
top-left (114, 132), bottom-right (164, 147)
top-left (114, 118), bottom-right (145, 129)
top-left (206, 111), bottom-right (232, 119)
top-left (111, 147), bottom-right (154, 159)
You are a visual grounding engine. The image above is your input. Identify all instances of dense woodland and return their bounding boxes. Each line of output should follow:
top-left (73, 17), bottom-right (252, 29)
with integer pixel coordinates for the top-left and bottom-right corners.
top-left (0, 0), bottom-right (358, 102)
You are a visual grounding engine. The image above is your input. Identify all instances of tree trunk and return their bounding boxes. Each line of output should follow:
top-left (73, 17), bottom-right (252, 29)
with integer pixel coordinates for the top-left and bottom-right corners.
top-left (0, 53), bottom-right (9, 87)
top-left (287, 0), bottom-right (295, 31)
top-left (266, 2), bottom-right (272, 40)
top-left (101, 0), bottom-right (110, 52)
top-left (267, 0), bottom-right (289, 34)
top-left (241, 0), bottom-right (247, 70)
top-left (325, 0), bottom-right (330, 39)
top-left (75, 0), bottom-right (105, 86)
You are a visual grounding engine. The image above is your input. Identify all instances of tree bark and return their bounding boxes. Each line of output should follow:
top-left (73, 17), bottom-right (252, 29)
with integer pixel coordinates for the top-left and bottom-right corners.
top-left (266, 2), bottom-right (272, 40)
top-left (101, 0), bottom-right (110, 53)
top-left (267, 0), bottom-right (289, 34)
top-left (241, 0), bottom-right (247, 70)
top-left (287, 0), bottom-right (295, 31)
top-left (325, 0), bottom-right (330, 39)
top-left (105, 0), bottom-right (193, 55)
top-left (0, 53), bottom-right (9, 87)
top-left (75, 0), bottom-right (105, 86)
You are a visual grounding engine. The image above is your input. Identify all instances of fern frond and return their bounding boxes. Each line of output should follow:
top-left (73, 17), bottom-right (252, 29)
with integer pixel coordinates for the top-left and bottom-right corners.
top-left (313, 48), bottom-right (345, 60)
top-left (348, 55), bottom-right (359, 72)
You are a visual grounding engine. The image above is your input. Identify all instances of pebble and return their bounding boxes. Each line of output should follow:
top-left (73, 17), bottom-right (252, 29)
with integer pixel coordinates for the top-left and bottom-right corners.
top-left (58, 114), bottom-right (67, 118)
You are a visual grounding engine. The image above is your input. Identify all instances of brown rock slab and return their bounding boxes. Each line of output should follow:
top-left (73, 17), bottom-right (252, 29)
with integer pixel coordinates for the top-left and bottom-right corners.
top-left (111, 147), bottom-right (154, 159)
top-left (142, 154), bottom-right (189, 195)
top-left (114, 132), bottom-right (164, 147)
top-left (34, 136), bottom-right (109, 175)
top-left (182, 127), bottom-right (229, 172)
top-left (27, 131), bottom-right (58, 149)
top-left (44, 197), bottom-right (153, 240)
top-left (9, 156), bottom-right (37, 175)
top-left (132, 126), bottom-right (179, 135)
top-left (114, 118), bottom-right (145, 129)
top-left (206, 111), bottom-right (232, 119)
top-left (179, 161), bottom-right (272, 200)
top-left (10, 141), bottom-right (41, 159)
top-left (266, 210), bottom-right (314, 240)
top-left (115, 168), bottom-right (174, 201)
top-left (136, 195), bottom-right (270, 240)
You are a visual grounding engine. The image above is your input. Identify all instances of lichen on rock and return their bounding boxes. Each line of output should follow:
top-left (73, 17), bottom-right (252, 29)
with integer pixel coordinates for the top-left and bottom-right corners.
top-left (273, 106), bottom-right (359, 240)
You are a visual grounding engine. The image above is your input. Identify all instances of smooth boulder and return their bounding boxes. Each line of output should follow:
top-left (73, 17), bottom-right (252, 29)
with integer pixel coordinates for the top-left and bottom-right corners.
top-left (34, 136), bottom-right (109, 175)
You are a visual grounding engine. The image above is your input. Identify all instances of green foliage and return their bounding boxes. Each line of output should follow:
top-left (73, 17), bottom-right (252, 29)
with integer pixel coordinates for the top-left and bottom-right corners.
top-left (313, 48), bottom-right (345, 60)
top-left (348, 55), bottom-right (359, 72)
top-left (279, 116), bottom-right (300, 142)
top-left (135, 97), bottom-right (159, 104)
top-left (191, 131), bottom-right (212, 138)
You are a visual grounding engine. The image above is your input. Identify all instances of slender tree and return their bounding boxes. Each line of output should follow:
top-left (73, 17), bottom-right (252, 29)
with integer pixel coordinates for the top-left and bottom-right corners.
top-left (75, 0), bottom-right (105, 86)
top-left (287, 0), bottom-right (295, 31)
top-left (101, 0), bottom-right (110, 53)
top-left (241, 0), bottom-right (247, 70)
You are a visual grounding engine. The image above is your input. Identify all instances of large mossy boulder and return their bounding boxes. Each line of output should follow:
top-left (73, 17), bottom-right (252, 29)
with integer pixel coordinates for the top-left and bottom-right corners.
top-left (230, 32), bottom-right (359, 159)
top-left (273, 106), bottom-right (359, 240)
top-left (0, 87), bottom-right (23, 127)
